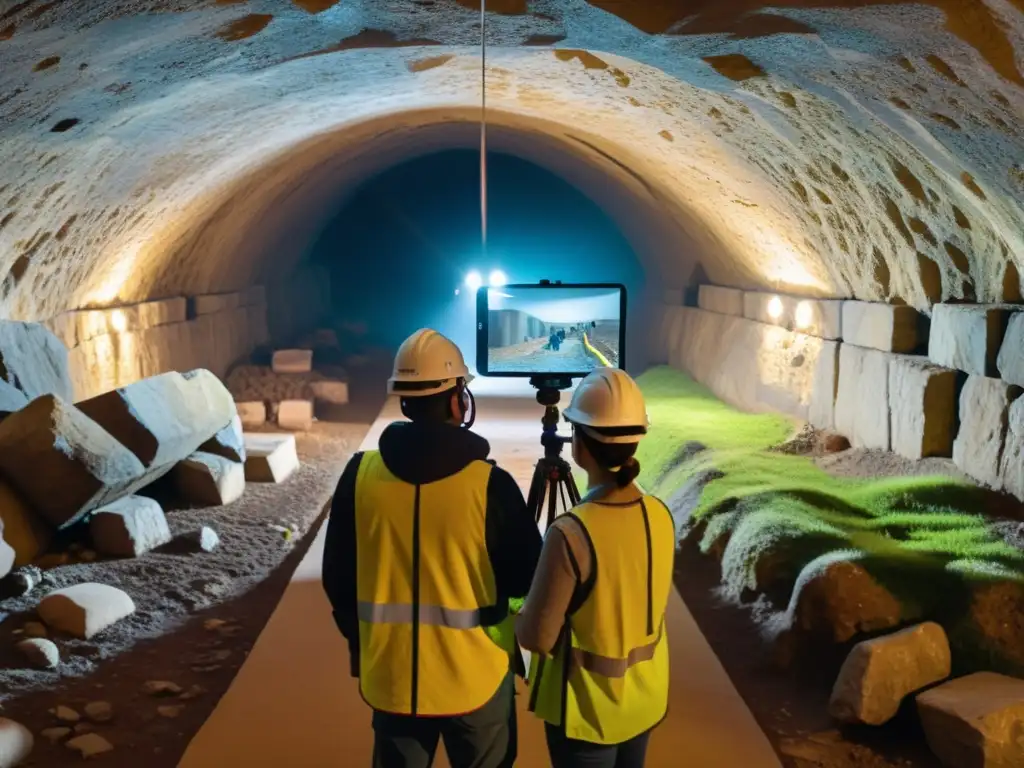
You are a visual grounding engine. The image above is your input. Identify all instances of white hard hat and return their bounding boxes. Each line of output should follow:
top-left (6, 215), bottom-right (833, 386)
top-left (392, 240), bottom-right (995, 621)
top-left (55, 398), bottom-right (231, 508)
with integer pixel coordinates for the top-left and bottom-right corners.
top-left (562, 368), bottom-right (649, 444)
top-left (388, 328), bottom-right (473, 397)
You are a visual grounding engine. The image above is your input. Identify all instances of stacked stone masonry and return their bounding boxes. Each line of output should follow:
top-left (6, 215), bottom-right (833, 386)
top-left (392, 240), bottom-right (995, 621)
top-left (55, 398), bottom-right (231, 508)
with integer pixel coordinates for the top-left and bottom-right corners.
top-left (665, 287), bottom-right (1024, 498)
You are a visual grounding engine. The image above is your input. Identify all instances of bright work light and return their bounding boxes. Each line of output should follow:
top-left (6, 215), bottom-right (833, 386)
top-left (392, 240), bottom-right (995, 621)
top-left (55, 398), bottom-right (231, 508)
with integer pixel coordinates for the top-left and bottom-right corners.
top-left (465, 271), bottom-right (483, 291)
top-left (489, 269), bottom-right (507, 287)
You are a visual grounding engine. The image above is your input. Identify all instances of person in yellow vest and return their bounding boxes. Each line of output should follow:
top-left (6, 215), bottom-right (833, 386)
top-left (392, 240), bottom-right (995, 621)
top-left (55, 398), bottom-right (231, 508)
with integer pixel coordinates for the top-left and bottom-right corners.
top-left (518, 368), bottom-right (674, 767)
top-left (322, 328), bottom-right (542, 768)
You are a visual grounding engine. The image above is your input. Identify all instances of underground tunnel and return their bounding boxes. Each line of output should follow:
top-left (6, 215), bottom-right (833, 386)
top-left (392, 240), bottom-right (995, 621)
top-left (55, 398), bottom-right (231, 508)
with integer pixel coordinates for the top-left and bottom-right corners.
top-left (0, 0), bottom-right (1022, 766)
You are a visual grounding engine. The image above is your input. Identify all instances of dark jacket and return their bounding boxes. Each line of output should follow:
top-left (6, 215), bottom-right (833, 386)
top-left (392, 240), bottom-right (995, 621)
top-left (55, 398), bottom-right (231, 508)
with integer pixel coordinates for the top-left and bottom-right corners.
top-left (322, 420), bottom-right (542, 677)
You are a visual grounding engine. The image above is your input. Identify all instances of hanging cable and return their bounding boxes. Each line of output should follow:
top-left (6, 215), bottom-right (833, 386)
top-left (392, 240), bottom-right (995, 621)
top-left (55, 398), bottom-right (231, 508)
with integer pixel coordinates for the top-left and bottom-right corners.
top-left (479, 0), bottom-right (488, 258)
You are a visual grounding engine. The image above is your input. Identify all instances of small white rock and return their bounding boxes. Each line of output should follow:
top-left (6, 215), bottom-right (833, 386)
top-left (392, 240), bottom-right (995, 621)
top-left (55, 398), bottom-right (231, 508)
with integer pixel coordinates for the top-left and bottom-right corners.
top-left (157, 705), bottom-right (184, 719)
top-left (52, 705), bottom-right (80, 723)
top-left (84, 701), bottom-right (112, 723)
top-left (143, 680), bottom-right (181, 696)
top-left (65, 732), bottom-right (113, 758)
top-left (17, 638), bottom-right (60, 670)
top-left (0, 718), bottom-right (34, 765)
top-left (40, 726), bottom-right (72, 743)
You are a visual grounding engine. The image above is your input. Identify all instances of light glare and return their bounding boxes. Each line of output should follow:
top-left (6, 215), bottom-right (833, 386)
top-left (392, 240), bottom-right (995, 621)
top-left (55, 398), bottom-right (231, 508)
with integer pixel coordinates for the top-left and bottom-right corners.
top-left (794, 301), bottom-right (813, 329)
top-left (489, 269), bottom-right (507, 287)
top-left (767, 296), bottom-right (784, 320)
top-left (465, 271), bottom-right (483, 291)
top-left (110, 309), bottom-right (128, 333)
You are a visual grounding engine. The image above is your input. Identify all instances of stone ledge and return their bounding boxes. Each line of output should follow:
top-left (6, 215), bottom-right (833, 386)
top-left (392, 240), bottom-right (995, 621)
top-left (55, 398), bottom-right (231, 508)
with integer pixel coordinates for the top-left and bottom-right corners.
top-left (46, 298), bottom-right (188, 349)
top-left (697, 285), bottom-right (743, 317)
top-left (742, 292), bottom-right (841, 340)
top-left (193, 292), bottom-right (241, 317)
top-left (842, 301), bottom-right (921, 353)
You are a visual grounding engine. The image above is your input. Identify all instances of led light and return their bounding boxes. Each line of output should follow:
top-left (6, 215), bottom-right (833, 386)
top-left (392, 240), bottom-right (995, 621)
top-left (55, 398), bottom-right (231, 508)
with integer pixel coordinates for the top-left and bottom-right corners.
top-left (489, 269), bottom-right (507, 288)
top-left (465, 271), bottom-right (483, 291)
top-left (110, 309), bottom-right (128, 333)
top-left (454, 288), bottom-right (461, 296)
top-left (794, 301), bottom-right (813, 329)
top-left (767, 295), bottom-right (784, 320)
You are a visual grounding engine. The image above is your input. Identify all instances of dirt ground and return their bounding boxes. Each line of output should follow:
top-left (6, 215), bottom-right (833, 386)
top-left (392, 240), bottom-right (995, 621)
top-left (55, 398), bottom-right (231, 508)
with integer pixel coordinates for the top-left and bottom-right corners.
top-left (0, 359), bottom-right (390, 767)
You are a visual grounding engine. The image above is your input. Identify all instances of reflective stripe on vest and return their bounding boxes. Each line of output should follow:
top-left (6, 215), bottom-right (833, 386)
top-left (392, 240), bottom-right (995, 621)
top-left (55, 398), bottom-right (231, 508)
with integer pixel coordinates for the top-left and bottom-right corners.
top-left (527, 496), bottom-right (675, 745)
top-left (354, 450), bottom-right (512, 717)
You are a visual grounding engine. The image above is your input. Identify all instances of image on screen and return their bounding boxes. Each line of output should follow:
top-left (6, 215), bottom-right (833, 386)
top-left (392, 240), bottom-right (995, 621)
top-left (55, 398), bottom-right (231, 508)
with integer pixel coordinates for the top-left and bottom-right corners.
top-left (484, 285), bottom-right (623, 375)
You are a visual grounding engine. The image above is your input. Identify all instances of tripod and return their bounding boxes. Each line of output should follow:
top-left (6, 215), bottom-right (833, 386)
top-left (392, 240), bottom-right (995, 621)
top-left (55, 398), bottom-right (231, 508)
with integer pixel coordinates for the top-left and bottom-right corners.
top-left (525, 378), bottom-right (581, 532)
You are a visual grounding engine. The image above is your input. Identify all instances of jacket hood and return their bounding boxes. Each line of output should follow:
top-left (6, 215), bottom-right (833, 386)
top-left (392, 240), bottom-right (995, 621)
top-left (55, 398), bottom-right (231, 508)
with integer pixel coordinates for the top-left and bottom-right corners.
top-left (378, 421), bottom-right (492, 485)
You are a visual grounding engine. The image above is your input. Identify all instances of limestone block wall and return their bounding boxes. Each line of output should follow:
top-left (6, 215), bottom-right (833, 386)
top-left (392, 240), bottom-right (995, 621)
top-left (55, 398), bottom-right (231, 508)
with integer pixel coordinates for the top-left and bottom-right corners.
top-left (663, 284), bottom-right (1024, 498)
top-left (46, 287), bottom-right (270, 401)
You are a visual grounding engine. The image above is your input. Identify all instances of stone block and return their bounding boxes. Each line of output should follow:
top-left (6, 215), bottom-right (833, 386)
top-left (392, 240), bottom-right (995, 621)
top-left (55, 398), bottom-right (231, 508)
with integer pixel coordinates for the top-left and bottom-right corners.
top-left (0, 320), bottom-right (73, 402)
top-left (997, 312), bottom-right (1024, 387)
top-left (272, 349), bottom-right (313, 374)
top-left (888, 356), bottom-right (959, 459)
top-left (809, 340), bottom-right (839, 430)
top-left (89, 496), bottom-right (171, 557)
top-left (829, 622), bottom-right (951, 726)
top-left (174, 452), bottom-right (245, 506)
top-left (952, 376), bottom-right (1021, 488)
top-left (742, 292), bottom-right (841, 339)
top-left (0, 480), bottom-right (51, 567)
top-left (310, 380), bottom-right (349, 406)
top-left (917, 672), bottom-right (1024, 768)
top-left (929, 304), bottom-right (1016, 376)
top-left (0, 718), bottom-right (33, 768)
top-left (193, 292), bottom-right (241, 316)
top-left (77, 370), bottom-right (234, 475)
top-left (834, 345), bottom-right (891, 450)
top-left (277, 400), bottom-right (314, 431)
top-left (37, 583), bottom-right (136, 639)
top-left (841, 301), bottom-right (921, 352)
top-left (0, 395), bottom-right (148, 529)
top-left (198, 413), bottom-right (245, 463)
top-left (244, 433), bottom-right (299, 483)
top-left (698, 285), bottom-right (744, 316)
top-left (999, 398), bottom-right (1024, 500)
top-left (52, 299), bottom-right (188, 348)
top-left (236, 401), bottom-right (267, 427)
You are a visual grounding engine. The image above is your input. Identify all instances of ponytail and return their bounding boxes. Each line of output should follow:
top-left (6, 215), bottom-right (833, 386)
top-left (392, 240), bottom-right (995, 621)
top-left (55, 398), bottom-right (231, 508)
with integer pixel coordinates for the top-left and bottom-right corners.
top-left (577, 430), bottom-right (642, 488)
top-left (614, 456), bottom-right (641, 488)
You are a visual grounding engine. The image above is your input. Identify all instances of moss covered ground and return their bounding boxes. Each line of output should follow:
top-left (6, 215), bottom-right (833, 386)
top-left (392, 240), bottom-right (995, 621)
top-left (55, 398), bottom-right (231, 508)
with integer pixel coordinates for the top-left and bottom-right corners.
top-left (635, 366), bottom-right (1024, 587)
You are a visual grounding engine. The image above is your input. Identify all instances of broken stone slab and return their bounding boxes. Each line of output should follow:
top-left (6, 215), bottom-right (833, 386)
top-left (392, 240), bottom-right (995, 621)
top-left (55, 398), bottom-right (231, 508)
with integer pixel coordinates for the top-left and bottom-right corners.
top-left (52, 706), bottom-right (79, 723)
top-left (929, 303), bottom-right (1017, 377)
top-left (272, 349), bottom-right (313, 374)
top-left (917, 672), bottom-right (1024, 768)
top-left (0, 480), bottom-right (52, 567)
top-left (841, 301), bottom-right (921, 353)
top-left (0, 320), bottom-right (73, 402)
top-left (952, 375), bottom-right (1022, 489)
top-left (180, 526), bottom-right (220, 553)
top-left (37, 583), bottom-right (136, 639)
top-left (997, 312), bottom-right (1024, 387)
top-left (829, 622), bottom-right (950, 726)
top-left (17, 638), bottom-right (60, 670)
top-left (83, 702), bottom-right (112, 723)
top-left (235, 401), bottom-right (267, 428)
top-left (0, 718), bottom-right (33, 768)
top-left (77, 369), bottom-right (235, 470)
top-left (1000, 398), bottom-right (1024, 500)
top-left (243, 433), bottom-right (299, 483)
top-left (0, 395), bottom-right (148, 529)
top-left (197, 413), bottom-right (245, 463)
top-left (697, 285), bottom-right (744, 317)
top-left (89, 496), bottom-right (171, 558)
top-left (888, 356), bottom-right (960, 459)
top-left (65, 732), bottom-right (113, 758)
top-left (310, 380), bottom-right (349, 406)
top-left (834, 344), bottom-right (892, 450)
top-left (173, 452), bottom-right (245, 506)
top-left (277, 400), bottom-right (314, 431)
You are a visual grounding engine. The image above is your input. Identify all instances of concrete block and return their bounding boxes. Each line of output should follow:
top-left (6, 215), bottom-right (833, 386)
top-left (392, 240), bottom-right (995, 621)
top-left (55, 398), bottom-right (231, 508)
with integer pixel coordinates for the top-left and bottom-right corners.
top-left (0, 320), bottom-right (72, 402)
top-left (277, 400), bottom-right (314, 431)
top-left (173, 452), bottom-right (245, 506)
top-left (89, 496), bottom-right (171, 557)
top-left (888, 356), bottom-right (959, 459)
top-left (236, 401), bottom-right (267, 428)
top-left (272, 349), bottom-right (313, 374)
top-left (698, 285), bottom-right (744, 317)
top-left (0, 479), bottom-right (51, 567)
top-left (929, 304), bottom-right (1016, 376)
top-left (0, 395), bottom-right (147, 529)
top-left (37, 583), bottom-right (136, 640)
top-left (193, 292), bottom-right (241, 316)
top-left (997, 312), bottom-right (1024, 387)
top-left (917, 672), bottom-right (1024, 768)
top-left (835, 345), bottom-right (891, 450)
top-left (243, 433), bottom-right (299, 483)
top-left (952, 375), bottom-right (1022, 488)
top-left (841, 301), bottom-right (921, 353)
top-left (999, 398), bottom-right (1024, 500)
top-left (198, 414), bottom-right (245, 463)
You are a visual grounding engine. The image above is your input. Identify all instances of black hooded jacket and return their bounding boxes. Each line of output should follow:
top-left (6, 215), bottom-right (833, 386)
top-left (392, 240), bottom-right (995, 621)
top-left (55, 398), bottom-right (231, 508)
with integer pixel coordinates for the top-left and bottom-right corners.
top-left (322, 420), bottom-right (542, 677)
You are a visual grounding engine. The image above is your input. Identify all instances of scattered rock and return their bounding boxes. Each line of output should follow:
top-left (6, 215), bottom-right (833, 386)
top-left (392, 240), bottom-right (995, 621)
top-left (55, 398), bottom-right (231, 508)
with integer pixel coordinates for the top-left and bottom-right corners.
top-left (277, 399), bottom-right (314, 431)
top-left (830, 622), bottom-right (951, 725)
top-left (23, 621), bottom-right (47, 638)
top-left (823, 433), bottom-right (850, 453)
top-left (0, 565), bottom-right (43, 598)
top-left (38, 582), bottom-right (136, 639)
top-left (198, 413), bottom-right (246, 463)
top-left (72, 722), bottom-right (92, 734)
top-left (271, 349), bottom-right (313, 374)
top-left (0, 480), bottom-right (51, 567)
top-left (83, 701), bottom-right (112, 723)
top-left (952, 375), bottom-right (1022, 488)
top-left (52, 706), bottom-right (80, 723)
top-left (177, 526), bottom-right (220, 553)
top-left (143, 680), bottom-right (182, 696)
top-left (203, 618), bottom-right (227, 631)
top-left (917, 672), bottom-right (1024, 768)
top-left (40, 726), bottom-right (71, 743)
top-left (65, 732), bottom-right (113, 758)
top-left (310, 379), bottom-right (349, 405)
top-left (235, 401), bottom-right (267, 428)
top-left (173, 452), bottom-right (245, 506)
top-left (180, 684), bottom-right (206, 701)
top-left (0, 320), bottom-right (74, 401)
top-left (243, 433), bottom-right (299, 483)
top-left (89, 495), bottom-right (171, 557)
top-left (0, 718), bottom-right (33, 767)
top-left (157, 705), bottom-right (184, 719)
top-left (17, 638), bottom-right (60, 669)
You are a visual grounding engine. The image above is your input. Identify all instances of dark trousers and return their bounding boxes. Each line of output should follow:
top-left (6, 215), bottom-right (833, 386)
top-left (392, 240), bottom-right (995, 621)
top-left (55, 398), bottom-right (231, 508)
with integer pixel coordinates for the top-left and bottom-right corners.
top-left (372, 671), bottom-right (516, 768)
top-left (545, 724), bottom-right (652, 768)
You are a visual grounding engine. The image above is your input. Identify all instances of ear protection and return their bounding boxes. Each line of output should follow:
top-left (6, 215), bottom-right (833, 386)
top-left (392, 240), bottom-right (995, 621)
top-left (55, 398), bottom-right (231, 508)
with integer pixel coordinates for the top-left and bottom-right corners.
top-left (454, 379), bottom-right (477, 430)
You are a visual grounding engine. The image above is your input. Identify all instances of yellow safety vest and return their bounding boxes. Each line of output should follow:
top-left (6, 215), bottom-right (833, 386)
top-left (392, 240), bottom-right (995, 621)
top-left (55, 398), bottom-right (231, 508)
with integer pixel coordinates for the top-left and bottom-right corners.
top-left (528, 495), bottom-right (674, 744)
top-left (354, 450), bottom-right (516, 717)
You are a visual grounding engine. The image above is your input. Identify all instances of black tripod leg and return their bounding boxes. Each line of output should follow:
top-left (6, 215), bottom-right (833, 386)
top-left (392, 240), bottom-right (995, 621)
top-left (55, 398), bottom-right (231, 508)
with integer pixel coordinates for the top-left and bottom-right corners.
top-left (526, 462), bottom-right (546, 528)
top-left (546, 475), bottom-right (559, 531)
top-left (565, 468), bottom-right (581, 505)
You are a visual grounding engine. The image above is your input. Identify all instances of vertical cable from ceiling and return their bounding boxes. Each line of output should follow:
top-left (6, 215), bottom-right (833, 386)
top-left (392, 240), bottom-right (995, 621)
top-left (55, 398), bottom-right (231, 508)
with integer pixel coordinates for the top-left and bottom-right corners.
top-left (479, 0), bottom-right (488, 259)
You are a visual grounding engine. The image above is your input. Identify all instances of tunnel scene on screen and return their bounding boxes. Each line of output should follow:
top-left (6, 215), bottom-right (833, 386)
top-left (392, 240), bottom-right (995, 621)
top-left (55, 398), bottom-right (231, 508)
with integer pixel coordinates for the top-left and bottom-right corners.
top-left (484, 286), bottom-right (623, 375)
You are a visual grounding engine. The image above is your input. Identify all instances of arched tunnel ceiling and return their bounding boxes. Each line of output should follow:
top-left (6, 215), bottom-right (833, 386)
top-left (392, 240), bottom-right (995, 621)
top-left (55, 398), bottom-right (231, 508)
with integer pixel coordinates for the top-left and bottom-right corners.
top-left (0, 0), bottom-right (1021, 320)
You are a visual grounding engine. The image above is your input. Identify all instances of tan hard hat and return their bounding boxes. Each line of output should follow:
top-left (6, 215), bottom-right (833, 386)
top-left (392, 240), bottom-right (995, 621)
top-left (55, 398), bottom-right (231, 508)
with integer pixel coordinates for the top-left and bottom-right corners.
top-left (562, 368), bottom-right (649, 444)
top-left (388, 328), bottom-right (473, 397)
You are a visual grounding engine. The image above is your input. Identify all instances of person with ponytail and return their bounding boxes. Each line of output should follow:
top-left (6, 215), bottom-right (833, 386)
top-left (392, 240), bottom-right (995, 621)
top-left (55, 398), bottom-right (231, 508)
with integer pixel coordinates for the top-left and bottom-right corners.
top-left (518, 368), bottom-right (675, 768)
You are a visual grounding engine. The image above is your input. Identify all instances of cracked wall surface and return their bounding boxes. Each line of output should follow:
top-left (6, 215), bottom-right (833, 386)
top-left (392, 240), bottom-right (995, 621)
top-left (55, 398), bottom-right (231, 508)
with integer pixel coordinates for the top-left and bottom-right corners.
top-left (0, 0), bottom-right (1021, 322)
